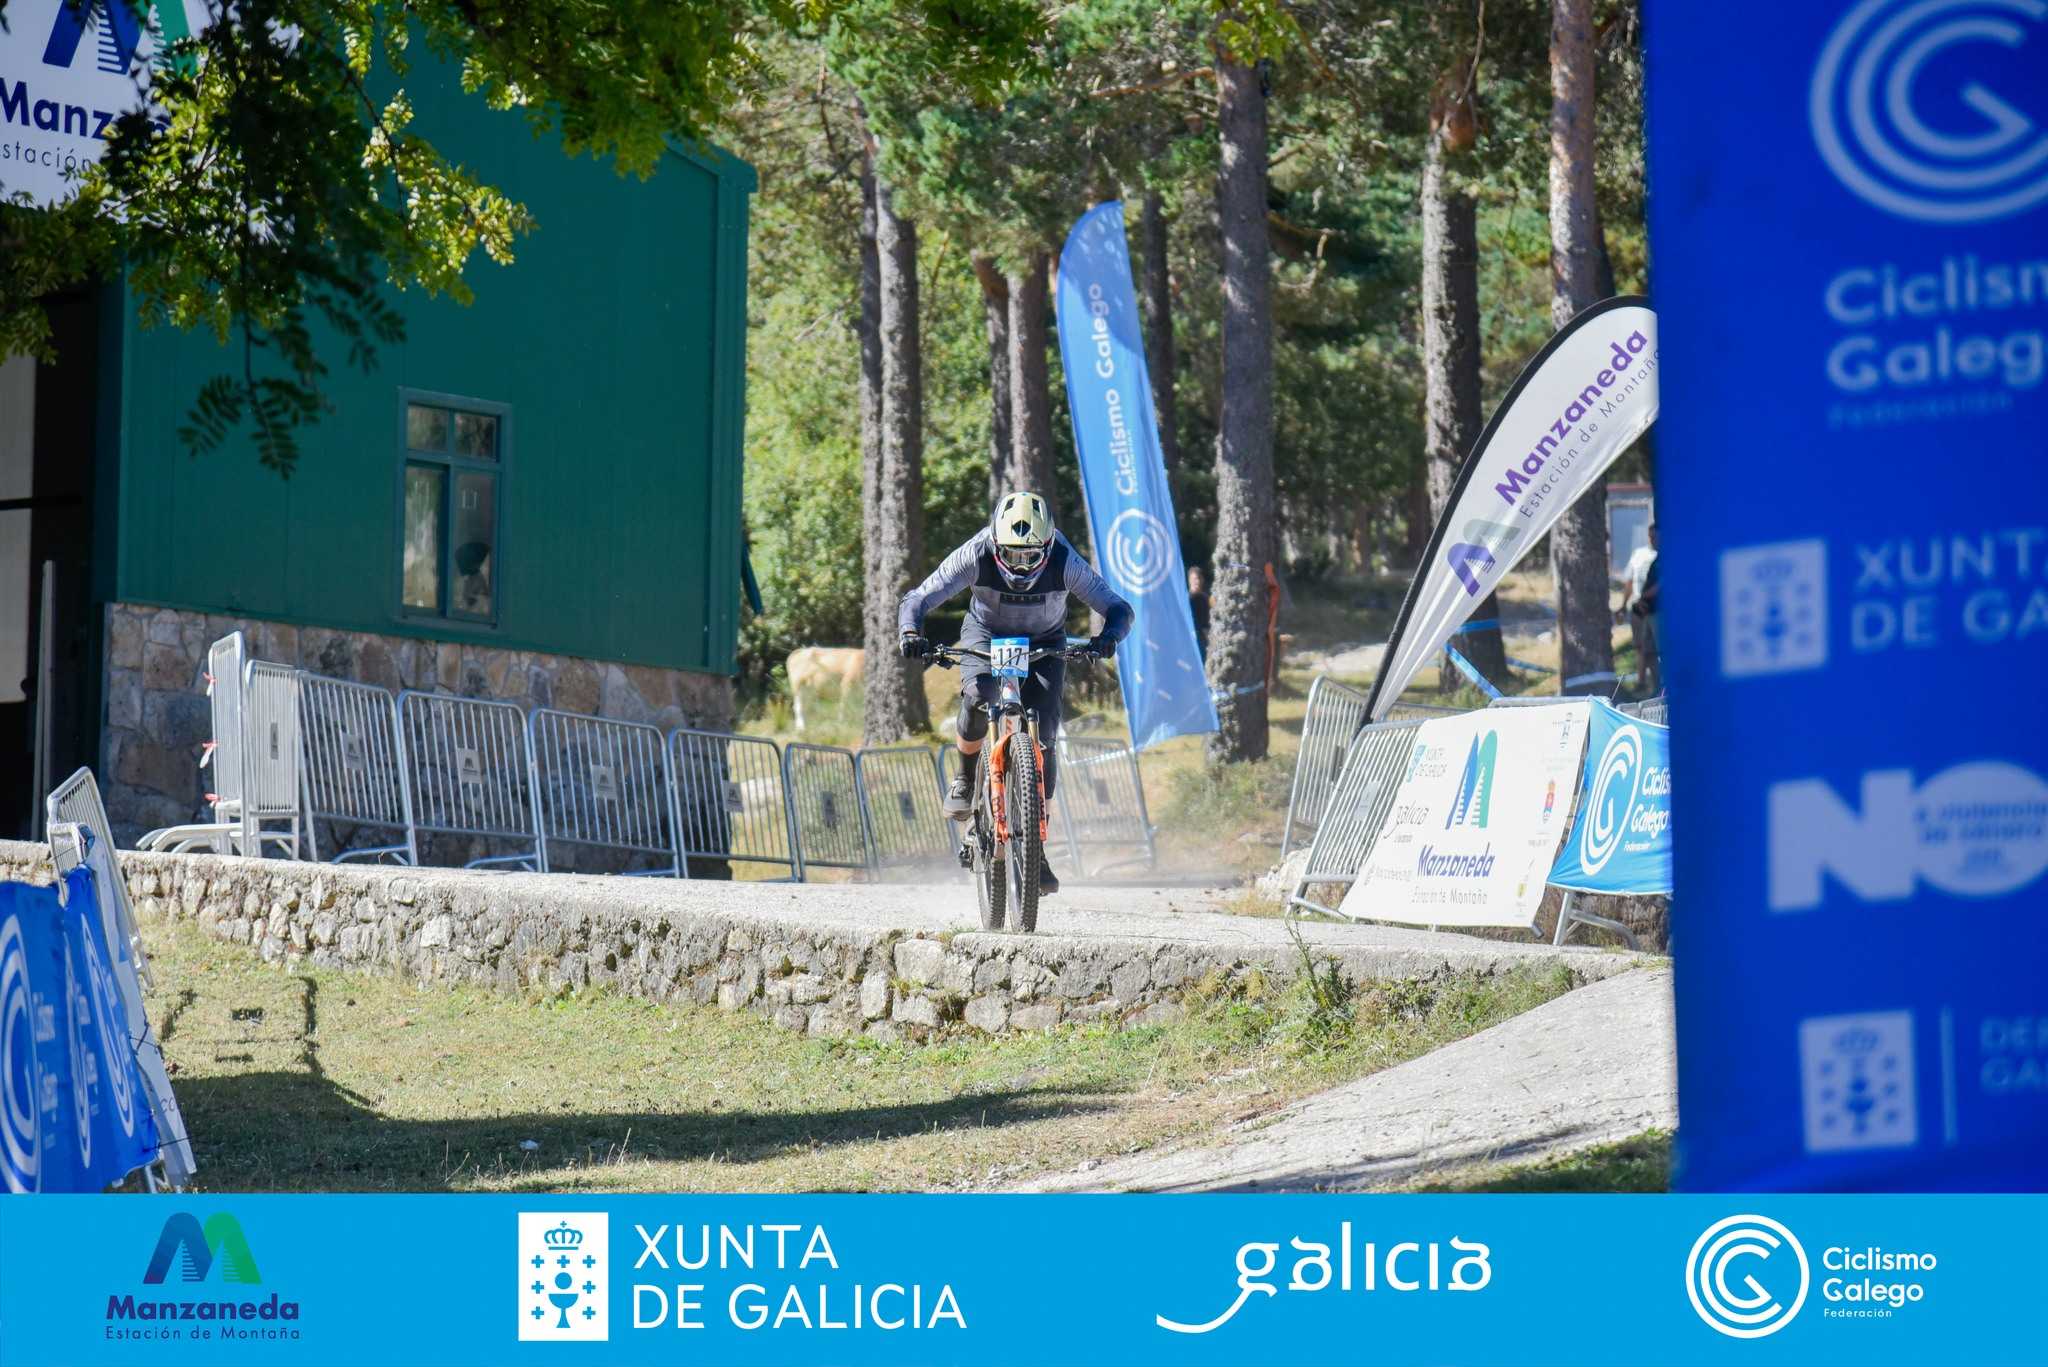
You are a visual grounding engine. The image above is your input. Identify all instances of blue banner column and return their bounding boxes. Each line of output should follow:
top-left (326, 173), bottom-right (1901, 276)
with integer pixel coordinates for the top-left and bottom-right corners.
top-left (1643, 0), bottom-right (2048, 1189)
top-left (1, 871), bottom-right (159, 1194)
top-left (1055, 202), bottom-right (1218, 749)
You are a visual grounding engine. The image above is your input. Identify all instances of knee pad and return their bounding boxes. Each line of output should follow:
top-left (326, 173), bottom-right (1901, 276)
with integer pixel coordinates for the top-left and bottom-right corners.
top-left (957, 696), bottom-right (989, 742)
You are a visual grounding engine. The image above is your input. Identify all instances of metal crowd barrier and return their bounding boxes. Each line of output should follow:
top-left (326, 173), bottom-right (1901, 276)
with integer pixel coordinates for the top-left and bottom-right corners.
top-left (1279, 675), bottom-right (1372, 861)
top-left (1054, 735), bottom-right (1156, 878)
top-left (783, 743), bottom-right (873, 872)
top-left (854, 745), bottom-right (952, 873)
top-left (398, 691), bottom-right (541, 870)
top-left (240, 659), bottom-right (303, 859)
top-left (300, 674), bottom-right (417, 864)
top-left (668, 728), bottom-right (800, 880)
top-left (138, 632), bottom-right (247, 854)
top-left (45, 770), bottom-right (196, 1187)
top-left (47, 767), bottom-right (152, 989)
top-left (1285, 716), bottom-right (1428, 919)
top-left (529, 709), bottom-right (682, 876)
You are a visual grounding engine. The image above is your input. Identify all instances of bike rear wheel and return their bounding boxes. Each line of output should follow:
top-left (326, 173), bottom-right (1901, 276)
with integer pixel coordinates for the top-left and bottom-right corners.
top-left (1004, 730), bottom-right (1042, 933)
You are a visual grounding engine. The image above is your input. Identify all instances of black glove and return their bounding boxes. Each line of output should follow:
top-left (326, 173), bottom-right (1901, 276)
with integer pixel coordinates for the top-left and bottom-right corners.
top-left (1086, 635), bottom-right (1116, 660)
top-left (899, 632), bottom-right (930, 660)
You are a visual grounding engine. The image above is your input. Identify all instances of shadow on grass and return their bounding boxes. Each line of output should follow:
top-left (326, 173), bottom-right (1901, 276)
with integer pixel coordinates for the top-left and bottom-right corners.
top-left (153, 941), bottom-right (1130, 1193)
top-left (170, 1066), bottom-right (1119, 1194)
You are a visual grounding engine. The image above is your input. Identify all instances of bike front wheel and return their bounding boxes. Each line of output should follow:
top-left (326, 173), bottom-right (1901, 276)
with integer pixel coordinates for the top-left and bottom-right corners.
top-left (973, 807), bottom-right (1006, 933)
top-left (1004, 730), bottom-right (1042, 933)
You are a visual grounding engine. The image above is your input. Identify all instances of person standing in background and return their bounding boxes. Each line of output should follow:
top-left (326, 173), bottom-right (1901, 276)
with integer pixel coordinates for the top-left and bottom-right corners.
top-left (1187, 565), bottom-right (1211, 659)
top-left (1622, 522), bottom-right (1660, 694)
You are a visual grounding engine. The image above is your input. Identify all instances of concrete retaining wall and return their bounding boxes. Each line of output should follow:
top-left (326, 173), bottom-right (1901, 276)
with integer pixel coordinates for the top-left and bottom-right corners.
top-left (0, 842), bottom-right (1634, 1040)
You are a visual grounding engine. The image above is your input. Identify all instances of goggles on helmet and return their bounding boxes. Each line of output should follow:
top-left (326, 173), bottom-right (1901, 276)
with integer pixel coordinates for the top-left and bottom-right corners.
top-left (996, 542), bottom-right (1047, 575)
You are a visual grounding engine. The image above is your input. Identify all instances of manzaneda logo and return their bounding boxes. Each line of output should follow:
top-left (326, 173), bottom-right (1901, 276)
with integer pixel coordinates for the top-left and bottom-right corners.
top-left (43, 0), bottom-right (150, 75)
top-left (107, 1211), bottom-right (303, 1343)
top-left (144, 1212), bottom-right (261, 1284)
top-left (1447, 731), bottom-right (1498, 830)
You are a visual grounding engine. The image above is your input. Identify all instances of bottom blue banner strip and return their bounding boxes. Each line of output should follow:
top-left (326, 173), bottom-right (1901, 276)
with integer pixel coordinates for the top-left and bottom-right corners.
top-left (1, 1194), bottom-right (2043, 1367)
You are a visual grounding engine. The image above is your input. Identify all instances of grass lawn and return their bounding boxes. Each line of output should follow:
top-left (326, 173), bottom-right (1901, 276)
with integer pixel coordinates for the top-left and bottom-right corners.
top-left (146, 919), bottom-right (1588, 1194)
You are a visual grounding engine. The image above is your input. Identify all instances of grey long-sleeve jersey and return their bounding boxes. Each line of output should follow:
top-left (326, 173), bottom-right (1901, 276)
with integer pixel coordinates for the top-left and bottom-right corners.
top-left (898, 529), bottom-right (1135, 646)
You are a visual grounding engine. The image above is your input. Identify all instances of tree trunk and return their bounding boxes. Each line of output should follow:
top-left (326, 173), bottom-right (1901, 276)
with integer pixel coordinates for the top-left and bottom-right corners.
top-left (1402, 461), bottom-right (1432, 566)
top-left (856, 159), bottom-right (884, 564)
top-left (1421, 62), bottom-right (1507, 693)
top-left (1004, 250), bottom-right (1056, 504)
top-left (972, 255), bottom-right (1013, 509)
top-left (861, 165), bottom-right (929, 743)
top-left (1548, 0), bottom-right (1614, 696)
top-left (1206, 53), bottom-right (1275, 764)
top-left (1138, 190), bottom-right (1180, 481)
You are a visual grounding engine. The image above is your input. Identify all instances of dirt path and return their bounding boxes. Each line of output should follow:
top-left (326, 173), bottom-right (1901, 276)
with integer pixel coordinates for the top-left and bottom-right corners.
top-left (1024, 964), bottom-right (1675, 1191)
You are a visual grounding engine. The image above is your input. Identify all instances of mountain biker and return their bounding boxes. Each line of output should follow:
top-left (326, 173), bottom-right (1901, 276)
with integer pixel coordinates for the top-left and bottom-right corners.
top-left (898, 491), bottom-right (1133, 895)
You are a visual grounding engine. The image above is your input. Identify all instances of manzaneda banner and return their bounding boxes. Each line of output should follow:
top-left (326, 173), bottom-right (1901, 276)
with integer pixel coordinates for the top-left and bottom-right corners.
top-left (0, 0), bottom-right (209, 206)
top-left (1341, 702), bottom-right (1591, 929)
top-left (1365, 298), bottom-right (1661, 719)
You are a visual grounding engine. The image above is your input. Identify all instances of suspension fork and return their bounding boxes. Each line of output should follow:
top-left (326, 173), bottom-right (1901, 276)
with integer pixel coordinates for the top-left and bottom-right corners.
top-left (980, 711), bottom-right (1046, 844)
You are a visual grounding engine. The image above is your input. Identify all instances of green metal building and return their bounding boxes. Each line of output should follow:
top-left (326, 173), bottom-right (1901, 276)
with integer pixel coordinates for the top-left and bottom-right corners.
top-left (1, 74), bottom-right (754, 838)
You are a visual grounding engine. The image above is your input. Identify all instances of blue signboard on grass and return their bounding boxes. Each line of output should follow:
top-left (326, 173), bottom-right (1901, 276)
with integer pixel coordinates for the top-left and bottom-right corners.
top-left (1549, 700), bottom-right (1673, 895)
top-left (1644, 0), bottom-right (2048, 1189)
top-left (1, 869), bottom-right (160, 1193)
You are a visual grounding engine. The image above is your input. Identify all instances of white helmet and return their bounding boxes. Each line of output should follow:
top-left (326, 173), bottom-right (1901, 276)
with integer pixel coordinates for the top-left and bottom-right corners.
top-left (991, 491), bottom-right (1053, 586)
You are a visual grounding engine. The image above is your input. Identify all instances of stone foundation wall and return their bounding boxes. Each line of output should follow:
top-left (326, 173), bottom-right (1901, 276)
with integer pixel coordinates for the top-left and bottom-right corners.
top-left (103, 604), bottom-right (735, 843)
top-left (0, 843), bottom-right (1629, 1041)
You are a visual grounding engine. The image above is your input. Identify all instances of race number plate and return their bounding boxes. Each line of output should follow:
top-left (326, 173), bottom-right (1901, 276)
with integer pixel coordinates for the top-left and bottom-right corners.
top-left (992, 637), bottom-right (1030, 679)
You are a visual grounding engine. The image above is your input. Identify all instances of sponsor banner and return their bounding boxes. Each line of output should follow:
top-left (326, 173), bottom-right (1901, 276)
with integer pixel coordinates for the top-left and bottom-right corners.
top-left (1341, 702), bottom-right (1590, 928)
top-left (1055, 202), bottom-right (1218, 749)
top-left (0, 0), bottom-right (207, 206)
top-left (1645, 0), bottom-right (2048, 1190)
top-left (1548, 700), bottom-right (1674, 895)
top-left (1, 872), bottom-right (159, 1194)
top-left (0, 1194), bottom-right (2045, 1364)
top-left (1363, 298), bottom-right (1661, 720)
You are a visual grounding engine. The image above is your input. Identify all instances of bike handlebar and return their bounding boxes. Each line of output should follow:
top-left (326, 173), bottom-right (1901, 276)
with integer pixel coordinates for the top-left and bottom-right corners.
top-left (923, 641), bottom-right (1097, 669)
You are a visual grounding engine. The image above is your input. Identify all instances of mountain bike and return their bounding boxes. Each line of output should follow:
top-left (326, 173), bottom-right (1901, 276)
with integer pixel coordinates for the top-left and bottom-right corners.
top-left (922, 637), bottom-right (1094, 934)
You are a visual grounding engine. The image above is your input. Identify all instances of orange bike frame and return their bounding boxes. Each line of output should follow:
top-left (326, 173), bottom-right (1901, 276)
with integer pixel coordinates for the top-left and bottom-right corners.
top-left (983, 714), bottom-right (1049, 845)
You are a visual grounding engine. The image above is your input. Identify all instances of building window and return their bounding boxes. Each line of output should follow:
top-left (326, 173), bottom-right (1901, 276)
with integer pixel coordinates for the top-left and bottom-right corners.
top-left (400, 393), bottom-right (504, 624)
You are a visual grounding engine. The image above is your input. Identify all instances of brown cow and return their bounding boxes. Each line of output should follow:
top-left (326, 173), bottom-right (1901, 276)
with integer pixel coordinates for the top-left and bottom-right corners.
top-left (785, 646), bottom-right (865, 732)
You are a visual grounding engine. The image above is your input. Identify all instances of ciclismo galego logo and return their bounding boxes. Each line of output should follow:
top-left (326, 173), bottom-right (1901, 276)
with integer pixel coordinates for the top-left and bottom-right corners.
top-left (1104, 508), bottom-right (1174, 595)
top-left (1686, 1214), bottom-right (1942, 1338)
top-left (106, 1212), bottom-right (304, 1344)
top-left (1, 913), bottom-right (39, 1194)
top-left (1685, 1214), bottom-right (1809, 1338)
top-left (1579, 723), bottom-right (1667, 875)
top-left (1810, 0), bottom-right (2048, 225)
